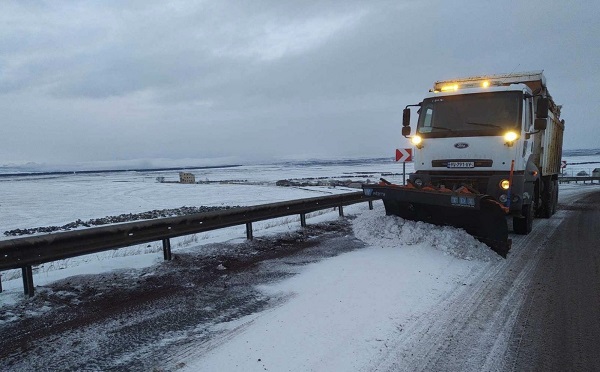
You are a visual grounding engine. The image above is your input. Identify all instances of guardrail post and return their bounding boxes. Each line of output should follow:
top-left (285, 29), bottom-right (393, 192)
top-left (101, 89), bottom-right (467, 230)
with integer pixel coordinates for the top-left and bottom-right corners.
top-left (162, 238), bottom-right (172, 261)
top-left (368, 200), bottom-right (373, 210)
top-left (0, 273), bottom-right (3, 293)
top-left (22, 266), bottom-right (34, 296)
top-left (300, 213), bottom-right (307, 227)
top-left (246, 222), bottom-right (253, 240)
top-left (338, 205), bottom-right (344, 217)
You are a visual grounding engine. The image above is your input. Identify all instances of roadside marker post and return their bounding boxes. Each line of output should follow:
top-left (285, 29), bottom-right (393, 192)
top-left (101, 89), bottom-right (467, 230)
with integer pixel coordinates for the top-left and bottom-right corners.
top-left (396, 148), bottom-right (413, 185)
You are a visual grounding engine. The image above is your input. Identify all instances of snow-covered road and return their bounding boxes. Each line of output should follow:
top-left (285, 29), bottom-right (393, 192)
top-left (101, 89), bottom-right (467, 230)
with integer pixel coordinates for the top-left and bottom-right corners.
top-left (179, 185), bottom-right (600, 372)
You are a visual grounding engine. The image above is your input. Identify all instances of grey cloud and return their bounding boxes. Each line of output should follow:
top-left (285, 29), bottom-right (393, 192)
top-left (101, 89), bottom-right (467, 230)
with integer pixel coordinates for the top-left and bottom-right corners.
top-left (0, 0), bottom-right (598, 165)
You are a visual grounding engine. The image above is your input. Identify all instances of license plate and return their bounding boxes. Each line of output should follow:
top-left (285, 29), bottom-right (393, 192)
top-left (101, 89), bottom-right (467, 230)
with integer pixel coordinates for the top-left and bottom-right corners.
top-left (447, 161), bottom-right (474, 168)
top-left (451, 195), bottom-right (476, 207)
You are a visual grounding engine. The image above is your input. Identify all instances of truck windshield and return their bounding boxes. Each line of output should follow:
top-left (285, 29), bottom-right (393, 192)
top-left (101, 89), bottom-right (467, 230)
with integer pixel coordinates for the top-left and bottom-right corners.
top-left (417, 91), bottom-right (522, 138)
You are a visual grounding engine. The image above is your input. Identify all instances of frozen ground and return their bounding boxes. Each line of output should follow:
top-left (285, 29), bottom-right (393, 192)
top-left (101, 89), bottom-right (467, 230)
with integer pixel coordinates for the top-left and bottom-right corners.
top-left (0, 159), bottom-right (407, 297)
top-left (0, 160), bottom-right (407, 234)
top-left (561, 152), bottom-right (600, 176)
top-left (1, 156), bottom-right (599, 370)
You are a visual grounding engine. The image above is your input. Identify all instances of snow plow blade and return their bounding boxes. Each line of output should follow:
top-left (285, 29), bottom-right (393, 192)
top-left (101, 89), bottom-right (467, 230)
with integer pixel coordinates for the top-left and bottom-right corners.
top-left (363, 182), bottom-right (511, 258)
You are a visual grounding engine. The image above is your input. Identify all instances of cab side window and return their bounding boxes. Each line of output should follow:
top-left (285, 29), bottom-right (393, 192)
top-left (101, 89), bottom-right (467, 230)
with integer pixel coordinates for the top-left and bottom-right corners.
top-left (419, 106), bottom-right (434, 133)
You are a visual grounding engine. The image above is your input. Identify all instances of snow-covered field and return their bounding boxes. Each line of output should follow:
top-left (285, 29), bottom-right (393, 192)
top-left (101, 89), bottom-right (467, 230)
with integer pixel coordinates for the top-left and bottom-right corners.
top-left (1, 155), bottom-right (599, 370)
top-left (0, 160), bottom-right (406, 233)
top-left (0, 159), bottom-right (407, 292)
top-left (562, 150), bottom-right (600, 176)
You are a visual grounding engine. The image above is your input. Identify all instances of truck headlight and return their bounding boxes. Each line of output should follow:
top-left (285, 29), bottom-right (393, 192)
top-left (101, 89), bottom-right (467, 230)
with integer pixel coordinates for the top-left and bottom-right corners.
top-left (500, 179), bottom-right (510, 190)
top-left (411, 135), bottom-right (423, 149)
top-left (504, 131), bottom-right (518, 142)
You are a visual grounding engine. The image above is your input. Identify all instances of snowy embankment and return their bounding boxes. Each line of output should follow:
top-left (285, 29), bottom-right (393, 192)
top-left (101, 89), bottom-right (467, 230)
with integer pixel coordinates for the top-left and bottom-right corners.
top-left (179, 203), bottom-right (500, 371)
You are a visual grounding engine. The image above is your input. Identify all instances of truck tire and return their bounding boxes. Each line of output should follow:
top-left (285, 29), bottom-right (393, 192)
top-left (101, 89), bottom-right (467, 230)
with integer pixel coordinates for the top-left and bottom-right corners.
top-left (514, 203), bottom-right (533, 234)
top-left (541, 178), bottom-right (554, 218)
top-left (551, 179), bottom-right (558, 215)
top-left (534, 179), bottom-right (542, 218)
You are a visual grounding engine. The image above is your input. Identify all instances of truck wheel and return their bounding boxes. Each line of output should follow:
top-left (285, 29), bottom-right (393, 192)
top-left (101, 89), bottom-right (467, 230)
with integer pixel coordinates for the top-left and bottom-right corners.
top-left (513, 203), bottom-right (533, 234)
top-left (541, 178), bottom-right (554, 218)
top-left (551, 179), bottom-right (558, 215)
top-left (534, 179), bottom-right (542, 218)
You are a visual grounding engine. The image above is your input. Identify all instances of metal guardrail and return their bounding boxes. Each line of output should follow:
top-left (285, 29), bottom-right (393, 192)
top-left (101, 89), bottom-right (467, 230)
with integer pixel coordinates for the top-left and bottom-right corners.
top-left (0, 192), bottom-right (377, 296)
top-left (558, 176), bottom-right (600, 184)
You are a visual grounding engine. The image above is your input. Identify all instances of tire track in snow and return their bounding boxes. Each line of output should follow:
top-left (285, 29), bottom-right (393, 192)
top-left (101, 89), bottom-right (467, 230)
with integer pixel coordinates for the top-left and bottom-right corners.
top-left (369, 212), bottom-right (567, 372)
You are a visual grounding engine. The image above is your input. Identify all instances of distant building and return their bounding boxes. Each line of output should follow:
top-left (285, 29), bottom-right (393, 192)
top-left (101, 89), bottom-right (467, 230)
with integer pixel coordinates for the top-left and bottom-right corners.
top-left (593, 168), bottom-right (600, 177)
top-left (179, 172), bottom-right (196, 184)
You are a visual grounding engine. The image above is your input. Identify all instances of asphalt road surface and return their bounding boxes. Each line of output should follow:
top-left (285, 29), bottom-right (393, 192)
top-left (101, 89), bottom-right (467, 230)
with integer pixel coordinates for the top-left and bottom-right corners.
top-left (507, 189), bottom-right (600, 371)
top-left (364, 188), bottom-right (600, 372)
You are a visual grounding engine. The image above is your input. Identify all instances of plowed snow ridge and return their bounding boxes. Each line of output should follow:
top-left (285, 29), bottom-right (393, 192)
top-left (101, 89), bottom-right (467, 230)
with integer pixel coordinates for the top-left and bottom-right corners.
top-left (352, 204), bottom-right (501, 262)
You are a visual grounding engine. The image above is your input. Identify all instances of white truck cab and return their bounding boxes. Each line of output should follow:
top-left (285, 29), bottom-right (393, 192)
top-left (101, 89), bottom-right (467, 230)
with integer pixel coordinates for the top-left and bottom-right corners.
top-left (403, 71), bottom-right (564, 234)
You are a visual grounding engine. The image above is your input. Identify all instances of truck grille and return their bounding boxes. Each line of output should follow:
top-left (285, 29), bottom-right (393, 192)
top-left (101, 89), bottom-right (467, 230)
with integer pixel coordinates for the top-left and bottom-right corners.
top-left (427, 173), bottom-right (492, 194)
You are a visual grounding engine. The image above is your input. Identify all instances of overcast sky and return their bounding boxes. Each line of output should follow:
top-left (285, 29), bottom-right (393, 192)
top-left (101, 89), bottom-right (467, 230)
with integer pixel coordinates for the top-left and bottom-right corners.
top-left (1, 0), bottom-right (599, 167)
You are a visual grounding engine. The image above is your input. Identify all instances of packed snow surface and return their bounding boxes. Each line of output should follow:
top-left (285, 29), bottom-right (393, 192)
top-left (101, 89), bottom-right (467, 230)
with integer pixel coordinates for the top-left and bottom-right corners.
top-left (183, 204), bottom-right (500, 371)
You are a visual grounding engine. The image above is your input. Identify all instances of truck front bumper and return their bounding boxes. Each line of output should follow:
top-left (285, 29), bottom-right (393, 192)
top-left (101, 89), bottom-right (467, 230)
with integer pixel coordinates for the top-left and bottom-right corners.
top-left (409, 172), bottom-right (531, 214)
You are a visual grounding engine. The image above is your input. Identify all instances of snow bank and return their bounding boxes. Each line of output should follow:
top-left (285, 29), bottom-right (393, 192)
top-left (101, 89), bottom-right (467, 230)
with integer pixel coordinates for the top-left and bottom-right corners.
top-left (353, 203), bottom-right (500, 262)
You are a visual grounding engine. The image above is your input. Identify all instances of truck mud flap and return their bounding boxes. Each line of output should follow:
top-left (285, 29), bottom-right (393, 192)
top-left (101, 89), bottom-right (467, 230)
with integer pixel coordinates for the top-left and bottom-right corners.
top-left (363, 184), bottom-right (511, 258)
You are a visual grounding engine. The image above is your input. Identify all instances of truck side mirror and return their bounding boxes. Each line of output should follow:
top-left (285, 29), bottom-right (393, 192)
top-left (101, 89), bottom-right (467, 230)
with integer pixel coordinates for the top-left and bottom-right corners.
top-left (536, 97), bottom-right (549, 119)
top-left (402, 126), bottom-right (411, 137)
top-left (402, 108), bottom-right (411, 127)
top-left (534, 118), bottom-right (547, 131)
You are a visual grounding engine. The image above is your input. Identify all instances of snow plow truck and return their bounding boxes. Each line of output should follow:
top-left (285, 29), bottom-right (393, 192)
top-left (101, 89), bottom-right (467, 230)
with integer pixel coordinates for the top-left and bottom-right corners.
top-left (363, 71), bottom-right (564, 257)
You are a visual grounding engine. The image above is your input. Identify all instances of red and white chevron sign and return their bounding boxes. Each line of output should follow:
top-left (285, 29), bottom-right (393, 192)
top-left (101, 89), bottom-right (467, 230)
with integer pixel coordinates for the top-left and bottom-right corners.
top-left (395, 148), bottom-right (413, 162)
